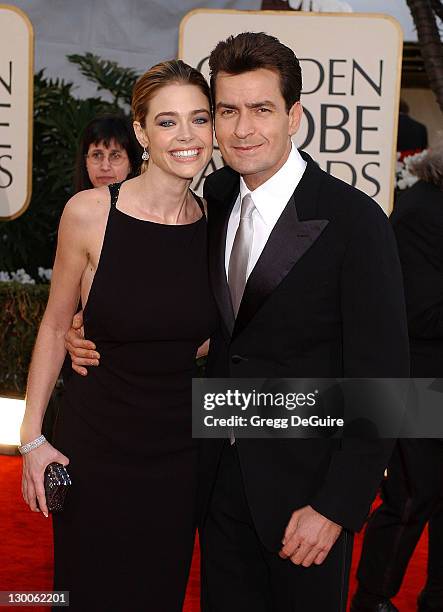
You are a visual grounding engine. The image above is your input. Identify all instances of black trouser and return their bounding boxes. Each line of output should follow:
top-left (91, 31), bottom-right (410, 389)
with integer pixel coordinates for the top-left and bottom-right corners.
top-left (200, 442), bottom-right (353, 612)
top-left (356, 439), bottom-right (443, 606)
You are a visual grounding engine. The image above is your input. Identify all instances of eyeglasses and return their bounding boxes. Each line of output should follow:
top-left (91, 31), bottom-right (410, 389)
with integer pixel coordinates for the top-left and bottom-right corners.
top-left (85, 151), bottom-right (128, 166)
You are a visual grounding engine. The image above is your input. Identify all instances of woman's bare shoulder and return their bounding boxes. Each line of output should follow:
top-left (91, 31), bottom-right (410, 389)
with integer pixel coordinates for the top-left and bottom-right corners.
top-left (62, 186), bottom-right (111, 225)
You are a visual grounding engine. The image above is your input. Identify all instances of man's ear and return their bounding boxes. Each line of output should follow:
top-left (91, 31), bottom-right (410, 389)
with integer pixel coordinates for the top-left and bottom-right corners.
top-left (133, 121), bottom-right (150, 149)
top-left (288, 101), bottom-right (303, 137)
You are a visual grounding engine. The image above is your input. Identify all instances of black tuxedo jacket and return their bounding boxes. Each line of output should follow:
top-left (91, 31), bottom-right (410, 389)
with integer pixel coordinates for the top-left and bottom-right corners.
top-left (390, 180), bottom-right (443, 377)
top-left (200, 151), bottom-right (410, 550)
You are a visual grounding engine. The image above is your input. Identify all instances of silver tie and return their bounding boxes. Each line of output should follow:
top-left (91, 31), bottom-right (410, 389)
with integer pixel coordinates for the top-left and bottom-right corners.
top-left (228, 193), bottom-right (255, 317)
top-left (228, 194), bottom-right (255, 446)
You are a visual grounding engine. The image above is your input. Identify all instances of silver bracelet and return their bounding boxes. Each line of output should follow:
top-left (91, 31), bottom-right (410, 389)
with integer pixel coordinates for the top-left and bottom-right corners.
top-left (18, 434), bottom-right (46, 455)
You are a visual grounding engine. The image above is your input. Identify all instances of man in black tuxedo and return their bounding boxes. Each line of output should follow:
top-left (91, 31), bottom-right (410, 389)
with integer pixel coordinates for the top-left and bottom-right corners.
top-left (198, 32), bottom-right (409, 611)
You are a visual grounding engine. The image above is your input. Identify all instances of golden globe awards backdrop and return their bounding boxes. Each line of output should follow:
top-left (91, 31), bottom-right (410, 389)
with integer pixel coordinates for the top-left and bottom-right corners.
top-left (0, 4), bottom-right (33, 220)
top-left (179, 10), bottom-right (402, 214)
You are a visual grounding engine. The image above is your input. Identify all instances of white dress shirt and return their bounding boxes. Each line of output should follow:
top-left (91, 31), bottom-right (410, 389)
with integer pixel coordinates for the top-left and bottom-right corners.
top-left (225, 143), bottom-right (307, 279)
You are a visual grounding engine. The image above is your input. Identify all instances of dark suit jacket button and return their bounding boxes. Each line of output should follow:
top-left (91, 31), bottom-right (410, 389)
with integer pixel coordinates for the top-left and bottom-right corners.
top-left (231, 355), bottom-right (245, 364)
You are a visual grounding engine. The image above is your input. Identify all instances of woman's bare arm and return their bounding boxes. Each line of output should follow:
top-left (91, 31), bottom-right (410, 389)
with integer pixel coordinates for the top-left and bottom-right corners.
top-left (20, 191), bottom-right (104, 515)
top-left (21, 194), bottom-right (92, 439)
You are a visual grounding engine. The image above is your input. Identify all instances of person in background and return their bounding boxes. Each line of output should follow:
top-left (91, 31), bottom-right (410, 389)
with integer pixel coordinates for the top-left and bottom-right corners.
top-left (397, 99), bottom-right (428, 154)
top-left (74, 113), bottom-right (141, 192)
top-left (352, 139), bottom-right (443, 612)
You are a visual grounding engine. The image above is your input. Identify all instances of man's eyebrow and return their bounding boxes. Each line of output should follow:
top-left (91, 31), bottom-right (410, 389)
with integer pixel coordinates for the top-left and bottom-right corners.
top-left (154, 109), bottom-right (210, 120)
top-left (246, 100), bottom-right (276, 109)
top-left (215, 100), bottom-right (276, 110)
top-left (215, 102), bottom-right (238, 110)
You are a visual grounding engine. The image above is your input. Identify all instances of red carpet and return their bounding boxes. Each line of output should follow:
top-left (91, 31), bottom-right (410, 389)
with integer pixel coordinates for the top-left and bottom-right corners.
top-left (0, 455), bottom-right (427, 611)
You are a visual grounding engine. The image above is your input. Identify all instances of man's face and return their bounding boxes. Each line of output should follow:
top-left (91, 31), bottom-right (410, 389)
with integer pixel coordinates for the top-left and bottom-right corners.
top-left (214, 68), bottom-right (302, 190)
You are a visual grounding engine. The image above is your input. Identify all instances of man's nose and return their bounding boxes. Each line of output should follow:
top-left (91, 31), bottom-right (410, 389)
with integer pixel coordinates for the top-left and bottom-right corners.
top-left (234, 112), bottom-right (254, 139)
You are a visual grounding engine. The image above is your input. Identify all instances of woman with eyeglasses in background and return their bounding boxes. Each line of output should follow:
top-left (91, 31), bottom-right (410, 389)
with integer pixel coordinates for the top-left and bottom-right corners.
top-left (74, 114), bottom-right (141, 192)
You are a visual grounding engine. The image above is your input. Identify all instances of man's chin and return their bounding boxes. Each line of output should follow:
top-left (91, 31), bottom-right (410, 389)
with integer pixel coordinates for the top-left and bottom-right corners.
top-left (227, 160), bottom-right (267, 176)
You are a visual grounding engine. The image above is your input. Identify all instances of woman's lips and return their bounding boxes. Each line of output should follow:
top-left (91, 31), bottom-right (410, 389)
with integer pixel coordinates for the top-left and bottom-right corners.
top-left (169, 147), bottom-right (202, 161)
top-left (96, 176), bottom-right (116, 183)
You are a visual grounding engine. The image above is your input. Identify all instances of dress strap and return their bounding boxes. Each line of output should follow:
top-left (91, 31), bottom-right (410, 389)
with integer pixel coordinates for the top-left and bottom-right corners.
top-left (191, 191), bottom-right (207, 219)
top-left (108, 182), bottom-right (123, 209)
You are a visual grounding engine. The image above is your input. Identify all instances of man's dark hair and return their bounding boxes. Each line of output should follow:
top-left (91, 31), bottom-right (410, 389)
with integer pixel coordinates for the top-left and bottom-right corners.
top-left (208, 32), bottom-right (302, 113)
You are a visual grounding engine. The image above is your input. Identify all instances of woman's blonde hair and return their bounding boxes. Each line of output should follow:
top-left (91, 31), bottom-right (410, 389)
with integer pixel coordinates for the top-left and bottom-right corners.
top-left (132, 59), bottom-right (212, 172)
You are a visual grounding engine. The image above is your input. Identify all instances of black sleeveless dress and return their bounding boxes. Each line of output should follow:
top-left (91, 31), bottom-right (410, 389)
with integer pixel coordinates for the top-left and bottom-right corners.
top-left (52, 183), bottom-right (217, 611)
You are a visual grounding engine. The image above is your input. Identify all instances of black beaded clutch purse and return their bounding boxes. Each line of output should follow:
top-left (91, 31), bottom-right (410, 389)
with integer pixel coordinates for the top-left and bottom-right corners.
top-left (44, 462), bottom-right (72, 512)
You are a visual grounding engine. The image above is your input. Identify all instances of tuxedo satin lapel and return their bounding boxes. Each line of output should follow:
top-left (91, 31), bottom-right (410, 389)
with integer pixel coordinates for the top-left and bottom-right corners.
top-left (233, 195), bottom-right (329, 337)
top-left (209, 190), bottom-right (238, 336)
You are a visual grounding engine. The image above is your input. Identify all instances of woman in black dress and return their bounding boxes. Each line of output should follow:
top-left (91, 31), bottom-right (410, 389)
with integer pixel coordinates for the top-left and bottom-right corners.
top-left (20, 60), bottom-right (217, 611)
top-left (52, 114), bottom-right (140, 408)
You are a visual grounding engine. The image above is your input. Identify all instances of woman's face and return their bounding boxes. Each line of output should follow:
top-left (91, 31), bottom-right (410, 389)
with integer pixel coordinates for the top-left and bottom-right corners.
top-left (135, 83), bottom-right (213, 180)
top-left (85, 139), bottom-right (132, 187)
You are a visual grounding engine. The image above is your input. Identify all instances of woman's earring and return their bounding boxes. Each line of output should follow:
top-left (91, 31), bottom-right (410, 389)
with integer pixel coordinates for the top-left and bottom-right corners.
top-left (142, 147), bottom-right (149, 161)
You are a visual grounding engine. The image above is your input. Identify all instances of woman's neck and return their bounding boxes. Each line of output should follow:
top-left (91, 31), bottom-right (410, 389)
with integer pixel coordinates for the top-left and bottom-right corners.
top-left (131, 163), bottom-right (196, 224)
